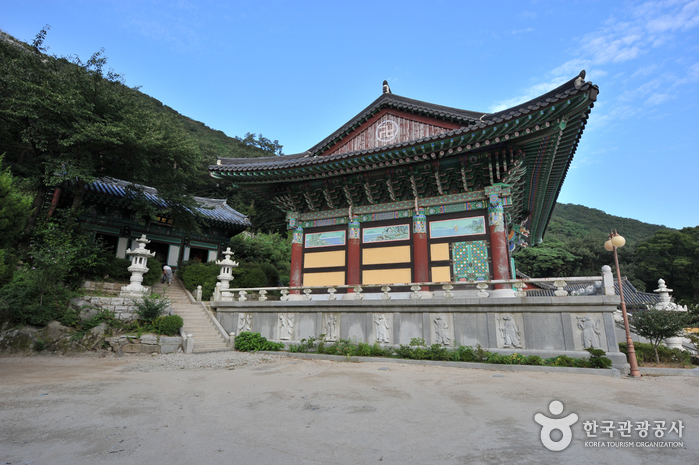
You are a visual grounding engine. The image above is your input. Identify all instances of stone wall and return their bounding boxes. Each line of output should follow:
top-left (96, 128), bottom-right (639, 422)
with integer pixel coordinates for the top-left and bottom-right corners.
top-left (71, 296), bottom-right (171, 321)
top-left (213, 295), bottom-right (629, 373)
top-left (105, 334), bottom-right (183, 354)
top-left (82, 281), bottom-right (128, 296)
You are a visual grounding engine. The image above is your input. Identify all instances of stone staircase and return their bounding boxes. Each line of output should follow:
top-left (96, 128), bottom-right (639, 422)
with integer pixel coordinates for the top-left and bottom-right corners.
top-left (152, 280), bottom-right (230, 353)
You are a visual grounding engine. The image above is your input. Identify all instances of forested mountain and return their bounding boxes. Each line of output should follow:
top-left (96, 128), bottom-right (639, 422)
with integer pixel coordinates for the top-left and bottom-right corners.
top-left (0, 29), bottom-right (286, 234)
top-left (546, 203), bottom-right (668, 244)
top-left (514, 203), bottom-right (695, 301)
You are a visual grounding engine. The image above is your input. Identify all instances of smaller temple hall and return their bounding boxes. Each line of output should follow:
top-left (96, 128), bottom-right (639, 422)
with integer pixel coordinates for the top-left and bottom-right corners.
top-left (210, 72), bottom-right (598, 292)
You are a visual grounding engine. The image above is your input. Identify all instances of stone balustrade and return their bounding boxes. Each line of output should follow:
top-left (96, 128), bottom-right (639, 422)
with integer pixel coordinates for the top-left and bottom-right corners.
top-left (215, 275), bottom-right (609, 303)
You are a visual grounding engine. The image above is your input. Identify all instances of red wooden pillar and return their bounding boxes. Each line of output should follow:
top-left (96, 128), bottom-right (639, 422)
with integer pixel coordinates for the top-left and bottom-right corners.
top-left (488, 201), bottom-right (510, 289)
top-left (412, 208), bottom-right (429, 290)
top-left (346, 219), bottom-right (361, 292)
top-left (289, 227), bottom-right (303, 294)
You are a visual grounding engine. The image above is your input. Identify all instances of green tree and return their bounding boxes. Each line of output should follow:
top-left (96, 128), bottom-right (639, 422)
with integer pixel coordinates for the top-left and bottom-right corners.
top-left (513, 238), bottom-right (579, 277)
top-left (636, 227), bottom-right (699, 304)
top-left (625, 309), bottom-right (692, 364)
top-left (0, 28), bottom-right (202, 231)
top-left (0, 155), bottom-right (32, 247)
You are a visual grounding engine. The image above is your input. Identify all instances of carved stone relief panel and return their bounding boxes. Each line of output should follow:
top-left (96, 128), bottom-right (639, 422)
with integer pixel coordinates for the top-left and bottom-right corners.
top-left (493, 313), bottom-right (526, 349)
top-left (570, 313), bottom-right (607, 351)
top-left (323, 313), bottom-right (341, 342)
top-left (429, 313), bottom-right (454, 346)
top-left (372, 313), bottom-right (393, 344)
top-left (277, 313), bottom-right (295, 340)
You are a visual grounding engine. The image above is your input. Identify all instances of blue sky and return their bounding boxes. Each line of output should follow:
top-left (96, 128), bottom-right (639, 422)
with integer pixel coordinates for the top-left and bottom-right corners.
top-left (2, 1), bottom-right (698, 230)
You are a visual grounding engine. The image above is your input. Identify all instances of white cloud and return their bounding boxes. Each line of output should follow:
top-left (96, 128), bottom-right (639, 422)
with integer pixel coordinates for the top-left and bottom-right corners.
top-left (511, 28), bottom-right (535, 35)
top-left (489, 77), bottom-right (569, 112)
top-left (645, 0), bottom-right (699, 32)
top-left (645, 93), bottom-right (674, 105)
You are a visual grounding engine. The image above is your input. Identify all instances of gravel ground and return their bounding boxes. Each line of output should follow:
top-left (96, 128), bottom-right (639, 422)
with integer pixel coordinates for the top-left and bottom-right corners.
top-left (123, 351), bottom-right (282, 371)
top-left (1, 352), bottom-right (698, 465)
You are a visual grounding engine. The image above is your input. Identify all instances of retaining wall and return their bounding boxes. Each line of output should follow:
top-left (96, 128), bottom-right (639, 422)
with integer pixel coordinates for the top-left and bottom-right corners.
top-left (212, 295), bottom-right (629, 373)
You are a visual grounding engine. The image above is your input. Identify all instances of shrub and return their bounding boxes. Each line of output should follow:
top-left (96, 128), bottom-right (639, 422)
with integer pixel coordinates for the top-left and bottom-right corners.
top-left (102, 257), bottom-right (132, 281)
top-left (455, 345), bottom-right (476, 362)
top-left (142, 257), bottom-right (164, 286)
top-left (34, 340), bottom-right (46, 352)
top-left (233, 264), bottom-right (268, 289)
top-left (134, 294), bottom-right (170, 322)
top-left (619, 342), bottom-right (692, 366)
top-left (155, 315), bottom-right (183, 336)
top-left (235, 331), bottom-right (284, 351)
top-left (547, 355), bottom-right (576, 367)
top-left (289, 337), bottom-right (319, 353)
top-left (524, 355), bottom-right (544, 365)
top-left (258, 262), bottom-right (280, 287)
top-left (181, 261), bottom-right (219, 300)
top-left (0, 269), bottom-right (74, 326)
top-left (585, 348), bottom-right (613, 369)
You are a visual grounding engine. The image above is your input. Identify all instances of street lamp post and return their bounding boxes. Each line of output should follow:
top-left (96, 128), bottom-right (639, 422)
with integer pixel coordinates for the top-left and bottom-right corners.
top-left (605, 230), bottom-right (641, 378)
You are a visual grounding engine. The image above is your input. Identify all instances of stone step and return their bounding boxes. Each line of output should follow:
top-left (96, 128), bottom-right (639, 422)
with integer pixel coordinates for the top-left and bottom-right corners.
top-left (193, 344), bottom-right (228, 349)
top-left (194, 336), bottom-right (226, 347)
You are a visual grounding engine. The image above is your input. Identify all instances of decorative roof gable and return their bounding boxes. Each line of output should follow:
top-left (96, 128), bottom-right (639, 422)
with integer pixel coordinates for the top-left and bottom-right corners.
top-left (308, 93), bottom-right (486, 156)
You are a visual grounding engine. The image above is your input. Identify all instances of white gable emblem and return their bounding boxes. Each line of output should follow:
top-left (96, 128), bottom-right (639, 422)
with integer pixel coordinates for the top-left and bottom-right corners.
top-left (376, 120), bottom-right (399, 143)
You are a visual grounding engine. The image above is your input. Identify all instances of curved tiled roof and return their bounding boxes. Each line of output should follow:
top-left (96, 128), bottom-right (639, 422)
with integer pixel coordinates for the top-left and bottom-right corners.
top-left (518, 270), bottom-right (661, 308)
top-left (212, 71), bottom-right (596, 174)
top-left (86, 177), bottom-right (250, 229)
top-left (210, 71), bottom-right (598, 244)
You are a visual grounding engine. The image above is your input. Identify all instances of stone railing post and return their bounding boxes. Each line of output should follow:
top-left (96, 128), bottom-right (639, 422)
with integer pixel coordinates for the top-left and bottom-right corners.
top-left (602, 265), bottom-right (615, 296)
top-left (327, 287), bottom-right (337, 300)
top-left (381, 285), bottom-right (392, 300)
top-left (554, 280), bottom-right (568, 297)
top-left (442, 283), bottom-right (454, 299)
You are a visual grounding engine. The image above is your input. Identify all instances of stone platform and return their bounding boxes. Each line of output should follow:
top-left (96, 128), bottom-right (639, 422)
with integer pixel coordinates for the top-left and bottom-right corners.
top-left (212, 294), bottom-right (629, 374)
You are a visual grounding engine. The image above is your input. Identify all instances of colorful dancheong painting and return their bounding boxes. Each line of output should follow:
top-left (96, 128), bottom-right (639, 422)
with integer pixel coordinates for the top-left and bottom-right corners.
top-left (429, 216), bottom-right (486, 239)
top-left (362, 225), bottom-right (410, 244)
top-left (304, 231), bottom-right (346, 248)
top-left (452, 240), bottom-right (489, 281)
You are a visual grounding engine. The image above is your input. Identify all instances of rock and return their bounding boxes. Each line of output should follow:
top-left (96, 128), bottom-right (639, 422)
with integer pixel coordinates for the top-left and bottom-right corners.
top-left (79, 306), bottom-right (100, 321)
top-left (159, 336), bottom-right (182, 345)
top-left (139, 344), bottom-right (160, 354)
top-left (121, 344), bottom-right (142, 354)
top-left (140, 334), bottom-right (158, 345)
top-left (160, 344), bottom-right (180, 354)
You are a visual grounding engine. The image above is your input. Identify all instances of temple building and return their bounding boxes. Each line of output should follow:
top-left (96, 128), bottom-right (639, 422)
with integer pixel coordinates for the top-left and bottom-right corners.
top-left (210, 71), bottom-right (598, 294)
top-left (79, 177), bottom-right (250, 267)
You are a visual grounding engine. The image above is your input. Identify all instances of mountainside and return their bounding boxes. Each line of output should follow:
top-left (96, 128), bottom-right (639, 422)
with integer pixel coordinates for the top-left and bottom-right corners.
top-left (546, 203), bottom-right (669, 243)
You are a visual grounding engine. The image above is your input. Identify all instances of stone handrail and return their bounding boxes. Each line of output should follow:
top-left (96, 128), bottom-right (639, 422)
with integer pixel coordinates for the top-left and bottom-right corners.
top-left (215, 275), bottom-right (608, 302)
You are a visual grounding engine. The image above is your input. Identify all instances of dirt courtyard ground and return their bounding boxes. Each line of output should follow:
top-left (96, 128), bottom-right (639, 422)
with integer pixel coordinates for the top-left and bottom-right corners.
top-left (0, 353), bottom-right (697, 465)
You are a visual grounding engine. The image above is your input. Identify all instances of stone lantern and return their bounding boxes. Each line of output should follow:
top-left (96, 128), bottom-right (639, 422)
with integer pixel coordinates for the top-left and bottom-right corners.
top-left (653, 279), bottom-right (689, 350)
top-left (216, 247), bottom-right (239, 301)
top-left (120, 235), bottom-right (156, 297)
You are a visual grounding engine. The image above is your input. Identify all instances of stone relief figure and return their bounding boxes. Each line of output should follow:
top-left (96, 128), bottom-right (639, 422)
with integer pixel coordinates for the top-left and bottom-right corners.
top-left (375, 314), bottom-right (390, 343)
top-left (434, 314), bottom-right (450, 345)
top-left (498, 315), bottom-right (522, 348)
top-left (279, 313), bottom-right (294, 340)
top-left (237, 313), bottom-right (252, 334)
top-left (325, 315), bottom-right (338, 341)
top-left (577, 315), bottom-right (601, 349)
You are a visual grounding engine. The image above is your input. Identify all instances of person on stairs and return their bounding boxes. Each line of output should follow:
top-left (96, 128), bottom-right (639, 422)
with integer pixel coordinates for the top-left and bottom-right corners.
top-left (162, 265), bottom-right (173, 285)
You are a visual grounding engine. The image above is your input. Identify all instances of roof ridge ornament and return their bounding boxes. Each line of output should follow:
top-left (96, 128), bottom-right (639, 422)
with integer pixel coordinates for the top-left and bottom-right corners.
top-left (383, 80), bottom-right (392, 94)
top-left (574, 70), bottom-right (586, 89)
